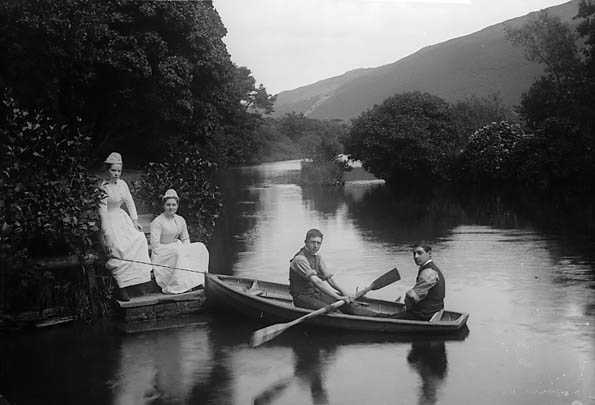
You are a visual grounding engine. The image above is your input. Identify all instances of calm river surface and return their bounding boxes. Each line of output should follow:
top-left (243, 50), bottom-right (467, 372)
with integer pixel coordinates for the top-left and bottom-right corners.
top-left (2, 160), bottom-right (594, 405)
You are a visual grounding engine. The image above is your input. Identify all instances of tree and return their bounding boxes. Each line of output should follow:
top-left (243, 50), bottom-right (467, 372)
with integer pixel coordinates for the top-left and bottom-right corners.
top-left (505, 12), bottom-right (581, 85)
top-left (575, 0), bottom-right (595, 133)
top-left (0, 0), bottom-right (274, 166)
top-left (278, 112), bottom-right (319, 141)
top-left (458, 121), bottom-right (526, 182)
top-left (505, 11), bottom-right (582, 129)
top-left (342, 92), bottom-right (457, 183)
top-left (450, 94), bottom-right (514, 141)
top-left (207, 65), bottom-right (276, 165)
top-left (505, 6), bottom-right (595, 189)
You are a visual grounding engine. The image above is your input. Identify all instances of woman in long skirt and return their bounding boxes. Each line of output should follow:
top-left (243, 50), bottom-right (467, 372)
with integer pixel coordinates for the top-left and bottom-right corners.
top-left (99, 152), bottom-right (152, 300)
top-left (150, 189), bottom-right (209, 294)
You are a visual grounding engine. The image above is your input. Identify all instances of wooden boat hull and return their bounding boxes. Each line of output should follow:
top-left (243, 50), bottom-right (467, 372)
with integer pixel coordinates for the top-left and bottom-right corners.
top-left (205, 273), bottom-right (469, 334)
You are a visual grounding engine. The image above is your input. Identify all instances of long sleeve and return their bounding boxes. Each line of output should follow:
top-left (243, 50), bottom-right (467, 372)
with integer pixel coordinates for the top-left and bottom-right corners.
top-left (121, 180), bottom-right (138, 221)
top-left (98, 186), bottom-right (108, 232)
top-left (179, 216), bottom-right (190, 244)
top-left (98, 185), bottom-right (113, 250)
top-left (150, 217), bottom-right (163, 249)
top-left (405, 268), bottom-right (439, 307)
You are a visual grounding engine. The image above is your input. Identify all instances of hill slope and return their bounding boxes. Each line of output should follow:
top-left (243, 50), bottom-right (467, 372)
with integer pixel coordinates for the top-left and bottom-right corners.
top-left (273, 0), bottom-right (580, 120)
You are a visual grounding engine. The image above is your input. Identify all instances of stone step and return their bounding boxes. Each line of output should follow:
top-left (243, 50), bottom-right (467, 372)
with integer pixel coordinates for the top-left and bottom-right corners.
top-left (117, 288), bottom-right (206, 323)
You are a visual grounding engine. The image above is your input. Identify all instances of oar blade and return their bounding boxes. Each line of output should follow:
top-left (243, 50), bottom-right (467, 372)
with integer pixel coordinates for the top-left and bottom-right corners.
top-left (370, 267), bottom-right (400, 291)
top-left (251, 322), bottom-right (291, 348)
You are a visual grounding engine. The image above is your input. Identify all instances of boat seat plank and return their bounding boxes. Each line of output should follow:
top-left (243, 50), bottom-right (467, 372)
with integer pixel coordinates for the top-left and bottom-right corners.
top-left (429, 309), bottom-right (445, 323)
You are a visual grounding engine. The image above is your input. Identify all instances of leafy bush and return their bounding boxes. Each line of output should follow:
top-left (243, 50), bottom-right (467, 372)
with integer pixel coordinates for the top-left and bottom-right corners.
top-left (301, 131), bottom-right (350, 186)
top-left (298, 119), bottom-right (350, 185)
top-left (136, 144), bottom-right (222, 242)
top-left (450, 94), bottom-right (514, 141)
top-left (0, 90), bottom-right (104, 313)
top-left (458, 121), bottom-right (526, 182)
top-left (516, 120), bottom-right (595, 188)
top-left (343, 92), bottom-right (457, 183)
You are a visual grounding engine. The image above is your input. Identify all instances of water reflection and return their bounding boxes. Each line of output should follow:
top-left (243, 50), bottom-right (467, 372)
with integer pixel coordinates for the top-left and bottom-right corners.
top-left (253, 340), bottom-right (336, 405)
top-left (301, 185), bottom-right (346, 217)
top-left (407, 341), bottom-right (448, 405)
top-left (4, 161), bottom-right (594, 405)
top-left (112, 326), bottom-right (215, 404)
top-left (201, 161), bottom-right (594, 404)
top-left (293, 341), bottom-right (335, 405)
top-left (247, 318), bottom-right (470, 405)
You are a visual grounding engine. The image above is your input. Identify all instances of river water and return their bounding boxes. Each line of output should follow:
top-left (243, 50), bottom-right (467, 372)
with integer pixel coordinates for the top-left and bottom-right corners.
top-left (1, 160), bottom-right (594, 404)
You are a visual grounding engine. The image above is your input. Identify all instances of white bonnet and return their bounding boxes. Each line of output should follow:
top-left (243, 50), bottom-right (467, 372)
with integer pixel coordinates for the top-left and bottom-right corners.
top-left (162, 189), bottom-right (179, 202)
top-left (104, 152), bottom-right (123, 165)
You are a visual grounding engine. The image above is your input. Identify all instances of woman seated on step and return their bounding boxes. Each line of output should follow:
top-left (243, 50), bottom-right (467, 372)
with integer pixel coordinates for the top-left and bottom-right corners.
top-left (150, 189), bottom-right (209, 294)
top-left (99, 152), bottom-right (152, 301)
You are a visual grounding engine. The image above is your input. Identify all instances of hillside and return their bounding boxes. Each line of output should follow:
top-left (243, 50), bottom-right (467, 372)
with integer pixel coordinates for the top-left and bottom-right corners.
top-left (273, 0), bottom-right (580, 120)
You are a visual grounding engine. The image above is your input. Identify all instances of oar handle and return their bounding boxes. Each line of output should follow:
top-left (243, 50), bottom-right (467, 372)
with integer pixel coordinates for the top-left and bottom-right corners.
top-left (285, 284), bottom-right (373, 327)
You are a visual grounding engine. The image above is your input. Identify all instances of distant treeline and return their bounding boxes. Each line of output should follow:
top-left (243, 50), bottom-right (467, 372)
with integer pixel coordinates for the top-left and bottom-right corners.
top-left (342, 2), bottom-right (595, 191)
top-left (247, 113), bottom-right (348, 164)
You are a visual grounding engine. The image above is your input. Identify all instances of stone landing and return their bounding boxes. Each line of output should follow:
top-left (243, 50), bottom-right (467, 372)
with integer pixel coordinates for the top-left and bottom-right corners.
top-left (117, 289), bottom-right (206, 322)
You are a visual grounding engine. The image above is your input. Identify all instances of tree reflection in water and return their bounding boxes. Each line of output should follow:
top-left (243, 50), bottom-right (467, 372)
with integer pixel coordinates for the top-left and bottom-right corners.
top-left (111, 323), bottom-right (231, 404)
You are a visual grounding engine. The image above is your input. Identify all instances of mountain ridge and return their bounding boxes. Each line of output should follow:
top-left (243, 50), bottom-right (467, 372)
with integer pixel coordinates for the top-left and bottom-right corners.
top-left (273, 0), bottom-right (580, 120)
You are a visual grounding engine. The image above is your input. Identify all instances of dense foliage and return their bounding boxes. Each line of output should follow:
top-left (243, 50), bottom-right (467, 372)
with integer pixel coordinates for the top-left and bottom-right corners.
top-left (261, 113), bottom-right (352, 185)
top-left (345, 2), bottom-right (594, 189)
top-left (343, 92), bottom-right (453, 183)
top-left (0, 91), bottom-right (104, 313)
top-left (450, 94), bottom-right (514, 139)
top-left (342, 92), bottom-right (509, 183)
top-left (504, 3), bottom-right (595, 189)
top-left (300, 136), bottom-right (351, 186)
top-left (248, 113), bottom-right (352, 181)
top-left (135, 145), bottom-right (222, 242)
top-left (0, 0), bottom-right (275, 166)
top-left (0, 0), bottom-right (273, 317)
top-left (458, 121), bottom-right (526, 182)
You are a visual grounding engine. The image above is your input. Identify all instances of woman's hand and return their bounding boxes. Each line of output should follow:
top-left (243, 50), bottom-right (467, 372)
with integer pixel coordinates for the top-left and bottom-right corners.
top-left (133, 219), bottom-right (143, 232)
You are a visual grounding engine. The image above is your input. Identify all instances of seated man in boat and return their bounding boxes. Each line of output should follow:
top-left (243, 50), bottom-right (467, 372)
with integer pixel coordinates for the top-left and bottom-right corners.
top-left (289, 228), bottom-right (377, 316)
top-left (385, 242), bottom-right (445, 321)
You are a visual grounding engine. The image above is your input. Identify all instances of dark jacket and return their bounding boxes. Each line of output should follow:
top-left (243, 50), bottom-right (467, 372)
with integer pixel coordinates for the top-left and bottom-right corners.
top-left (409, 261), bottom-right (445, 320)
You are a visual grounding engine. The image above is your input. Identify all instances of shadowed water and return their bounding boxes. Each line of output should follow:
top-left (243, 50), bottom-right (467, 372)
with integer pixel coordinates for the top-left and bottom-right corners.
top-left (1, 160), bottom-right (594, 404)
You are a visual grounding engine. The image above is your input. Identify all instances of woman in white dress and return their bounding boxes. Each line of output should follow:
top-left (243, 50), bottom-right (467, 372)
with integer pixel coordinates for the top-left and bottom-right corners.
top-left (99, 152), bottom-right (152, 301)
top-left (150, 189), bottom-right (209, 294)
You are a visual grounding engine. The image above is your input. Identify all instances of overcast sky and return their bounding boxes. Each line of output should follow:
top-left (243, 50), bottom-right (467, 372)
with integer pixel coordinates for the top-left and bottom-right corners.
top-left (214, 0), bottom-right (570, 94)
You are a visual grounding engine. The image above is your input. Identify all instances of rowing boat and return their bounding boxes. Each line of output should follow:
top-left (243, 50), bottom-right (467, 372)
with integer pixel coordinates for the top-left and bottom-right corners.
top-left (204, 273), bottom-right (469, 334)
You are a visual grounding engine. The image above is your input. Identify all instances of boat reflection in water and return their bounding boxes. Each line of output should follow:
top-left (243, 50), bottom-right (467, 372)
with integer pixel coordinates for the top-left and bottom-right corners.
top-left (407, 340), bottom-right (448, 405)
top-left (248, 318), bottom-right (469, 405)
top-left (253, 339), bottom-right (337, 405)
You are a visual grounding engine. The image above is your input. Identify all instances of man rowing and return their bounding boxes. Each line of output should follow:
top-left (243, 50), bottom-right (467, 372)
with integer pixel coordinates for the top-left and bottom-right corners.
top-left (288, 228), bottom-right (377, 316)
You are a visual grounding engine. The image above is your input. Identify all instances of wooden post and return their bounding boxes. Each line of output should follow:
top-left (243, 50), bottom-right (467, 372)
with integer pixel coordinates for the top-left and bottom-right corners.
top-left (84, 263), bottom-right (99, 316)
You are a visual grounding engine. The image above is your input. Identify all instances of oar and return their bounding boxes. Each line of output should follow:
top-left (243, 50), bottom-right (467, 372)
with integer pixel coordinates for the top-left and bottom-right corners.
top-left (250, 267), bottom-right (401, 348)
